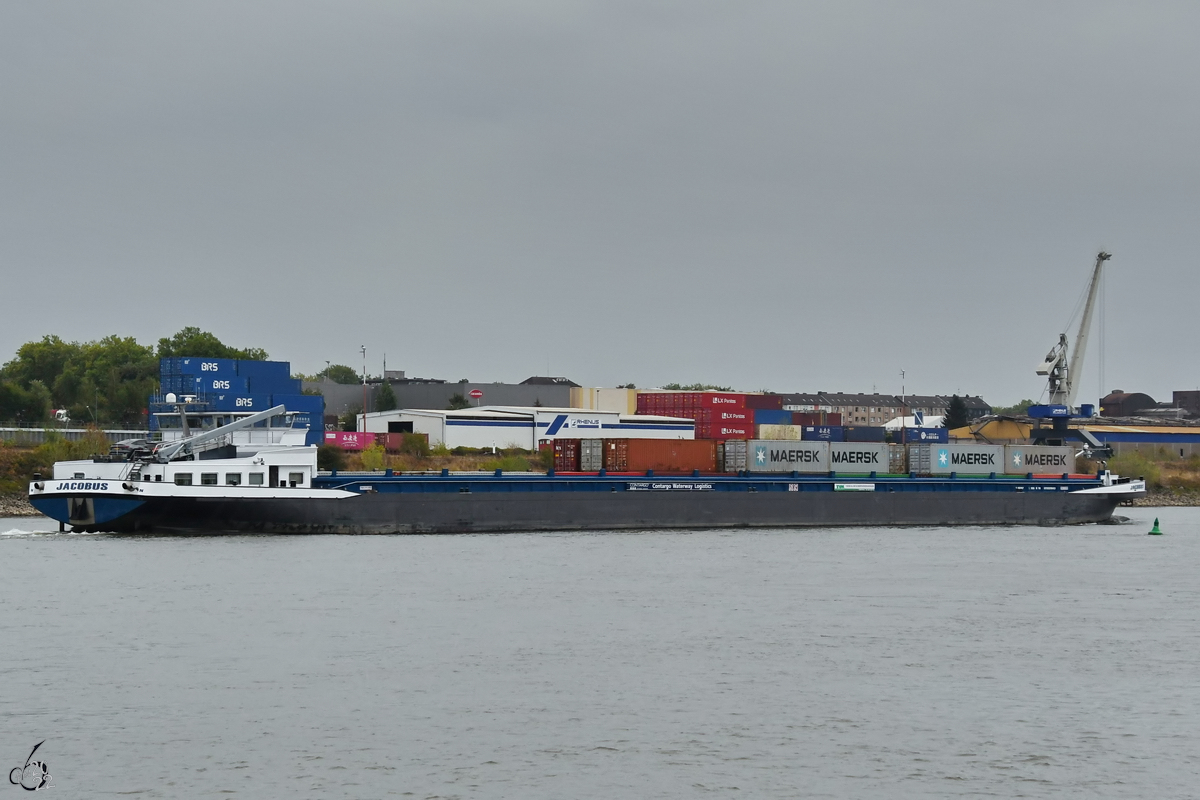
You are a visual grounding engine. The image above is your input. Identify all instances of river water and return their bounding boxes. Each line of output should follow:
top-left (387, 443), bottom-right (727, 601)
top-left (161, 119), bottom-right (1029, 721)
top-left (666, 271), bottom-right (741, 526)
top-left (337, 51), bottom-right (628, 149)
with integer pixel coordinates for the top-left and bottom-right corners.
top-left (2, 508), bottom-right (1198, 798)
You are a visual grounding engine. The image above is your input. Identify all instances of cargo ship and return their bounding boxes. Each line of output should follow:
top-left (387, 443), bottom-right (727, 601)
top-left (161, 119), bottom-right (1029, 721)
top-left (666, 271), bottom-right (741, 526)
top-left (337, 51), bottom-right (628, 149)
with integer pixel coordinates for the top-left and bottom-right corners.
top-left (27, 405), bottom-right (1145, 534)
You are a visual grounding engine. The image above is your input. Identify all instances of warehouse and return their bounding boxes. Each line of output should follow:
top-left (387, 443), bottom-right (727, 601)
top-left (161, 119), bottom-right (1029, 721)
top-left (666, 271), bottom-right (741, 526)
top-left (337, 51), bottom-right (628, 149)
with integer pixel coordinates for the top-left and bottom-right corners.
top-left (358, 406), bottom-right (694, 449)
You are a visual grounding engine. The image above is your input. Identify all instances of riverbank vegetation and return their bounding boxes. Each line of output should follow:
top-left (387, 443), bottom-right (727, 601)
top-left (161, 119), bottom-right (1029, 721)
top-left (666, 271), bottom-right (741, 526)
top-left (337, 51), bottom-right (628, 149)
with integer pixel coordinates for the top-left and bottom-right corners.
top-left (0, 328), bottom-right (268, 427)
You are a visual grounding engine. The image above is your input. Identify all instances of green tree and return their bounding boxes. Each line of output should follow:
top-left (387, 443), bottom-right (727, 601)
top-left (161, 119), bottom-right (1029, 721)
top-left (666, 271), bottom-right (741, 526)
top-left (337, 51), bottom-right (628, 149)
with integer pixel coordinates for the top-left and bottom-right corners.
top-left (661, 382), bottom-right (733, 391)
top-left (447, 392), bottom-right (470, 410)
top-left (376, 381), bottom-right (398, 412)
top-left (339, 406), bottom-right (361, 432)
top-left (993, 399), bottom-right (1036, 416)
top-left (156, 327), bottom-right (268, 360)
top-left (314, 364), bottom-right (361, 385)
top-left (360, 443), bottom-right (386, 471)
top-left (316, 444), bottom-right (348, 471)
top-left (943, 395), bottom-right (969, 430)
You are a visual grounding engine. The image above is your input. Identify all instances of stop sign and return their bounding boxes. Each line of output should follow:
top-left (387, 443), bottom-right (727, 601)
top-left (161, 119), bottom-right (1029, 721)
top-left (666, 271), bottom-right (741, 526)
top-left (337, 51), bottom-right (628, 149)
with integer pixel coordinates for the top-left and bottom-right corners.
top-left (468, 389), bottom-right (483, 399)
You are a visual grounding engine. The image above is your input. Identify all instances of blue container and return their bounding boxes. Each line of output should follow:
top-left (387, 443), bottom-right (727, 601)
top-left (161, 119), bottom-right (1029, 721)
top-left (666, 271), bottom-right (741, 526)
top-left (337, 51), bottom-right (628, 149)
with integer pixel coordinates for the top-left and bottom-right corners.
top-left (1079, 403), bottom-right (1095, 418)
top-left (236, 360), bottom-right (292, 381)
top-left (844, 426), bottom-right (886, 442)
top-left (195, 376), bottom-right (249, 394)
top-left (178, 357), bottom-right (239, 378)
top-left (209, 393), bottom-right (273, 412)
top-left (893, 427), bottom-right (948, 443)
top-left (248, 377), bottom-right (302, 394)
top-left (752, 409), bottom-right (793, 426)
top-left (802, 425), bottom-right (844, 442)
top-left (272, 393), bottom-right (324, 413)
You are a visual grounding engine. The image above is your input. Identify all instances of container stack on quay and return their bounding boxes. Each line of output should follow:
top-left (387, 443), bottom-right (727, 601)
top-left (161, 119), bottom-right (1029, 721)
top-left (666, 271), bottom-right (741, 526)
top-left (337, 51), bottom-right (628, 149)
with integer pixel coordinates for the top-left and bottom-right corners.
top-left (153, 357), bottom-right (324, 446)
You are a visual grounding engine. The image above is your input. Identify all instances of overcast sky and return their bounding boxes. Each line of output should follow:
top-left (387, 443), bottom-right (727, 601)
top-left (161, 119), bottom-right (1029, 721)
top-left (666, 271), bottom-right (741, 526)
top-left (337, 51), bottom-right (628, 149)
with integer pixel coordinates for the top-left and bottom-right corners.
top-left (3, 2), bottom-right (1197, 406)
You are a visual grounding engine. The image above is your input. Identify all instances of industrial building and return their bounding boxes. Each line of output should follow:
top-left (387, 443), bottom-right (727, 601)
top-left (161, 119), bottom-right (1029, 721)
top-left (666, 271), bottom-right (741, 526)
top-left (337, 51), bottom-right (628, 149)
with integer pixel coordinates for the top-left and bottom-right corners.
top-left (357, 406), bottom-right (694, 450)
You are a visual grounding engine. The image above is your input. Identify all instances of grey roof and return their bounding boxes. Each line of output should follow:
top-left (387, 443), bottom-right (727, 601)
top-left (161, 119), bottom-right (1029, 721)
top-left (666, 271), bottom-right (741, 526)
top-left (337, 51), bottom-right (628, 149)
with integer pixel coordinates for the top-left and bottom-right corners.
top-left (520, 376), bottom-right (580, 387)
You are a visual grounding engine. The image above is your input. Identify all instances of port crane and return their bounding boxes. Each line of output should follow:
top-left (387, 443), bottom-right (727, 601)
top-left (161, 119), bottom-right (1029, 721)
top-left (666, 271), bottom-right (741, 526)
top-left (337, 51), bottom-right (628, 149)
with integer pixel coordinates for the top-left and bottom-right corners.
top-left (1035, 251), bottom-right (1111, 409)
top-left (1029, 251), bottom-right (1112, 455)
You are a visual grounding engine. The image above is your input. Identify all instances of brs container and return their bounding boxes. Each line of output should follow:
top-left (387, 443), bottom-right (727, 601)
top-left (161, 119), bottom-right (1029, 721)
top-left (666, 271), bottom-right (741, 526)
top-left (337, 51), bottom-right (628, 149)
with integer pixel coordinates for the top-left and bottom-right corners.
top-left (756, 423), bottom-right (803, 440)
top-left (745, 394), bottom-right (784, 410)
top-left (923, 443), bottom-right (1004, 475)
top-left (843, 426), bottom-right (886, 443)
top-left (748, 440), bottom-right (829, 473)
top-left (802, 425), bottom-right (844, 442)
top-left (272, 393), bottom-right (325, 413)
top-left (624, 439), bottom-right (716, 473)
top-left (751, 409), bottom-right (792, 426)
top-left (249, 377), bottom-right (302, 394)
top-left (1004, 445), bottom-right (1076, 475)
top-left (236, 360), bottom-right (292, 381)
top-left (554, 439), bottom-right (580, 471)
top-left (178, 357), bottom-right (238, 378)
top-left (324, 431), bottom-right (376, 450)
top-left (209, 393), bottom-right (273, 412)
top-left (196, 376), bottom-right (249, 394)
top-left (828, 442), bottom-right (888, 471)
top-left (580, 438), bottom-right (604, 471)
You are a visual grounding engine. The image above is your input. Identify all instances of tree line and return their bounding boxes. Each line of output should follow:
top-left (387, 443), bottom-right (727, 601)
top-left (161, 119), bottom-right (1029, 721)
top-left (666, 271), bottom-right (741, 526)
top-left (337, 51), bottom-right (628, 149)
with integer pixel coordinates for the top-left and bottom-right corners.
top-left (0, 328), bottom-right (269, 427)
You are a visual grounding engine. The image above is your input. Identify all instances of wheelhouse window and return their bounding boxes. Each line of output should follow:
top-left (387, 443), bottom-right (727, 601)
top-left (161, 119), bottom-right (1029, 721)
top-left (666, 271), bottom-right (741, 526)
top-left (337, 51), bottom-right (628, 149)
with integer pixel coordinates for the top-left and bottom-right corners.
top-left (288, 472), bottom-right (305, 487)
top-left (248, 473), bottom-right (264, 486)
top-left (225, 473), bottom-right (242, 486)
top-left (175, 473), bottom-right (193, 486)
top-left (201, 473), bottom-right (218, 486)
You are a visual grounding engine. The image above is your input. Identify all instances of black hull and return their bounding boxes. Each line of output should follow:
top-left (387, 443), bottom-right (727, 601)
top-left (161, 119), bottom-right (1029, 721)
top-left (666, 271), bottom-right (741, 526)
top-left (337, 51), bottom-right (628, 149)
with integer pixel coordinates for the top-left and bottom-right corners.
top-left (83, 489), bottom-right (1127, 534)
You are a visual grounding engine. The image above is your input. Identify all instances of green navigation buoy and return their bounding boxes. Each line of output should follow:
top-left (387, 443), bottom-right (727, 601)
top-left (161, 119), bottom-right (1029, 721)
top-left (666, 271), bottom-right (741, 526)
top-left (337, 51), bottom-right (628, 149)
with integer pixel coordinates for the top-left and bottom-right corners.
top-left (1148, 517), bottom-right (1163, 535)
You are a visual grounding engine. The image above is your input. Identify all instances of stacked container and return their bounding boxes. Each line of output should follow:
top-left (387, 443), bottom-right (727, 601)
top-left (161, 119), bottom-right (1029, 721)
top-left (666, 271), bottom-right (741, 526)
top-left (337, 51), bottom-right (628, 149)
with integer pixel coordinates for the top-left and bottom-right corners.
top-left (580, 439), bottom-right (604, 471)
top-left (554, 439), bottom-right (581, 471)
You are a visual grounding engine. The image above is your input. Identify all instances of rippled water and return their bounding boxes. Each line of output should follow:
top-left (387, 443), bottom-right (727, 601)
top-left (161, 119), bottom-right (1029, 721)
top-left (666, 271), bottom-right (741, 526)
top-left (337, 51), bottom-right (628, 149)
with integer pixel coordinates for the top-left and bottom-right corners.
top-left (3, 509), bottom-right (1198, 798)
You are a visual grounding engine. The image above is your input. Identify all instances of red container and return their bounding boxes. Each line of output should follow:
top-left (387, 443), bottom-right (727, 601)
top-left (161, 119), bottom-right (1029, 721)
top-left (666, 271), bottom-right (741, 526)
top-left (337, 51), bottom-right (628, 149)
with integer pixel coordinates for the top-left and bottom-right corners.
top-left (381, 432), bottom-right (428, 453)
top-left (324, 431), bottom-right (375, 450)
top-left (745, 394), bottom-right (784, 410)
top-left (710, 408), bottom-right (752, 424)
top-left (624, 439), bottom-right (716, 473)
top-left (603, 439), bottom-right (629, 471)
top-left (553, 439), bottom-right (580, 471)
top-left (697, 422), bottom-right (754, 440)
top-left (701, 392), bottom-right (747, 409)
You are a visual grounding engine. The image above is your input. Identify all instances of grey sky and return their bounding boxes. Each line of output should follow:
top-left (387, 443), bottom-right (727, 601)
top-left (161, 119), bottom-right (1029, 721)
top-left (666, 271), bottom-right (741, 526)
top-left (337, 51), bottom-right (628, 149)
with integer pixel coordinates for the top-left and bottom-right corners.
top-left (3, 2), bottom-right (1197, 406)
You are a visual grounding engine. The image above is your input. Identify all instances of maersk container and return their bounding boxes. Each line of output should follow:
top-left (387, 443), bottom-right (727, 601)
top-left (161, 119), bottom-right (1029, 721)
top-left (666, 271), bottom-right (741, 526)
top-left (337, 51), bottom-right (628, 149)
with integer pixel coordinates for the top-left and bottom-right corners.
top-left (752, 409), bottom-right (792, 426)
top-left (921, 443), bottom-right (1004, 475)
top-left (748, 440), bottom-right (828, 473)
top-left (580, 438), bottom-right (604, 471)
top-left (623, 439), bottom-right (716, 473)
top-left (745, 394), bottom-right (784, 410)
top-left (756, 424), bottom-right (803, 440)
top-left (209, 393), bottom-right (273, 412)
top-left (1004, 445), bottom-right (1076, 475)
top-left (829, 443), bottom-right (888, 471)
top-left (843, 426), bottom-right (886, 443)
top-left (178, 357), bottom-right (238, 378)
top-left (802, 425), bottom-right (844, 442)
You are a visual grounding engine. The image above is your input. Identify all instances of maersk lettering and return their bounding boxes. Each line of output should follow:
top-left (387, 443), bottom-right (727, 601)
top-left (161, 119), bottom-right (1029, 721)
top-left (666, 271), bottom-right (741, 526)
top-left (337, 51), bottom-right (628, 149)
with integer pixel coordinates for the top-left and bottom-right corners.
top-left (831, 451), bottom-right (880, 465)
top-left (951, 452), bottom-right (995, 466)
top-left (770, 448), bottom-right (822, 464)
top-left (1024, 453), bottom-right (1068, 467)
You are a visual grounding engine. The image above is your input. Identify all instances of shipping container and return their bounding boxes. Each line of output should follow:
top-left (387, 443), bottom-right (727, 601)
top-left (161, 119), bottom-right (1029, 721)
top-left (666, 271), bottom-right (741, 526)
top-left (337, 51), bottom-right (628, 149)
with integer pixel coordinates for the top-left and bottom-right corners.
top-left (324, 431), bottom-right (376, 450)
top-left (696, 423), bottom-right (754, 440)
top-left (272, 393), bottom-right (325, 413)
top-left (722, 439), bottom-right (748, 472)
top-left (623, 439), bottom-right (716, 473)
top-left (580, 438), bottom-right (604, 471)
top-left (603, 439), bottom-right (629, 471)
top-left (888, 444), bottom-right (907, 474)
top-left (235, 360), bottom-right (292, 381)
top-left (828, 442), bottom-right (888, 472)
top-left (756, 424), bottom-right (803, 440)
top-left (701, 392), bottom-right (748, 409)
top-left (919, 443), bottom-right (1004, 475)
top-left (745, 394), bottom-right (784, 410)
top-left (249, 377), bottom-right (303, 394)
top-left (792, 412), bottom-right (842, 426)
top-left (382, 432), bottom-right (429, 453)
top-left (178, 357), bottom-right (238, 378)
top-left (752, 409), bottom-right (792, 426)
top-left (1003, 445), bottom-right (1076, 475)
top-left (195, 376), bottom-right (250, 394)
top-left (711, 408), bottom-right (752, 424)
top-left (554, 439), bottom-right (580, 471)
top-left (891, 428), bottom-right (948, 444)
top-left (801, 425), bottom-right (844, 442)
top-left (209, 393), bottom-right (273, 412)
top-left (748, 440), bottom-right (829, 473)
top-left (843, 426), bottom-right (886, 443)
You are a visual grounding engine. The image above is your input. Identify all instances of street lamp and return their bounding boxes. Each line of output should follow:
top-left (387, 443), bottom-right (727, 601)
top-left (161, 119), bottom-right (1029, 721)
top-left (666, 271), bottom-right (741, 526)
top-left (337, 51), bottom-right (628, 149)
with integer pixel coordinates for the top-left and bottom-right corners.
top-left (360, 345), bottom-right (367, 432)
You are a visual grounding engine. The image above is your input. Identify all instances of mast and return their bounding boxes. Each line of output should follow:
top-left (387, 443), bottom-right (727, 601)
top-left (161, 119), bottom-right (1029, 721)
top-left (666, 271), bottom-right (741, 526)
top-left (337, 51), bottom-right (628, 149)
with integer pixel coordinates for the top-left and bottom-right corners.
top-left (1065, 251), bottom-right (1110, 408)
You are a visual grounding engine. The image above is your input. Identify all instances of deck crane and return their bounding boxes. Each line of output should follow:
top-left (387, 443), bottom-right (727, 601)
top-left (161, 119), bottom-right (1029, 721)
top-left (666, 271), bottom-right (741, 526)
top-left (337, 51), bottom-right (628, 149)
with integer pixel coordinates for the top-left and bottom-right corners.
top-left (1035, 251), bottom-right (1111, 409)
top-left (1029, 252), bottom-right (1112, 455)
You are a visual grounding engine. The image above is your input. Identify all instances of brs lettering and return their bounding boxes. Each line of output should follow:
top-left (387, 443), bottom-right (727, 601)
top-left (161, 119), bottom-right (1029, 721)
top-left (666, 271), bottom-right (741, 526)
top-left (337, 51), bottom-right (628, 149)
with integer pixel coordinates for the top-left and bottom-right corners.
top-left (212, 380), bottom-right (230, 389)
top-left (201, 362), bottom-right (220, 371)
top-left (236, 397), bottom-right (254, 407)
